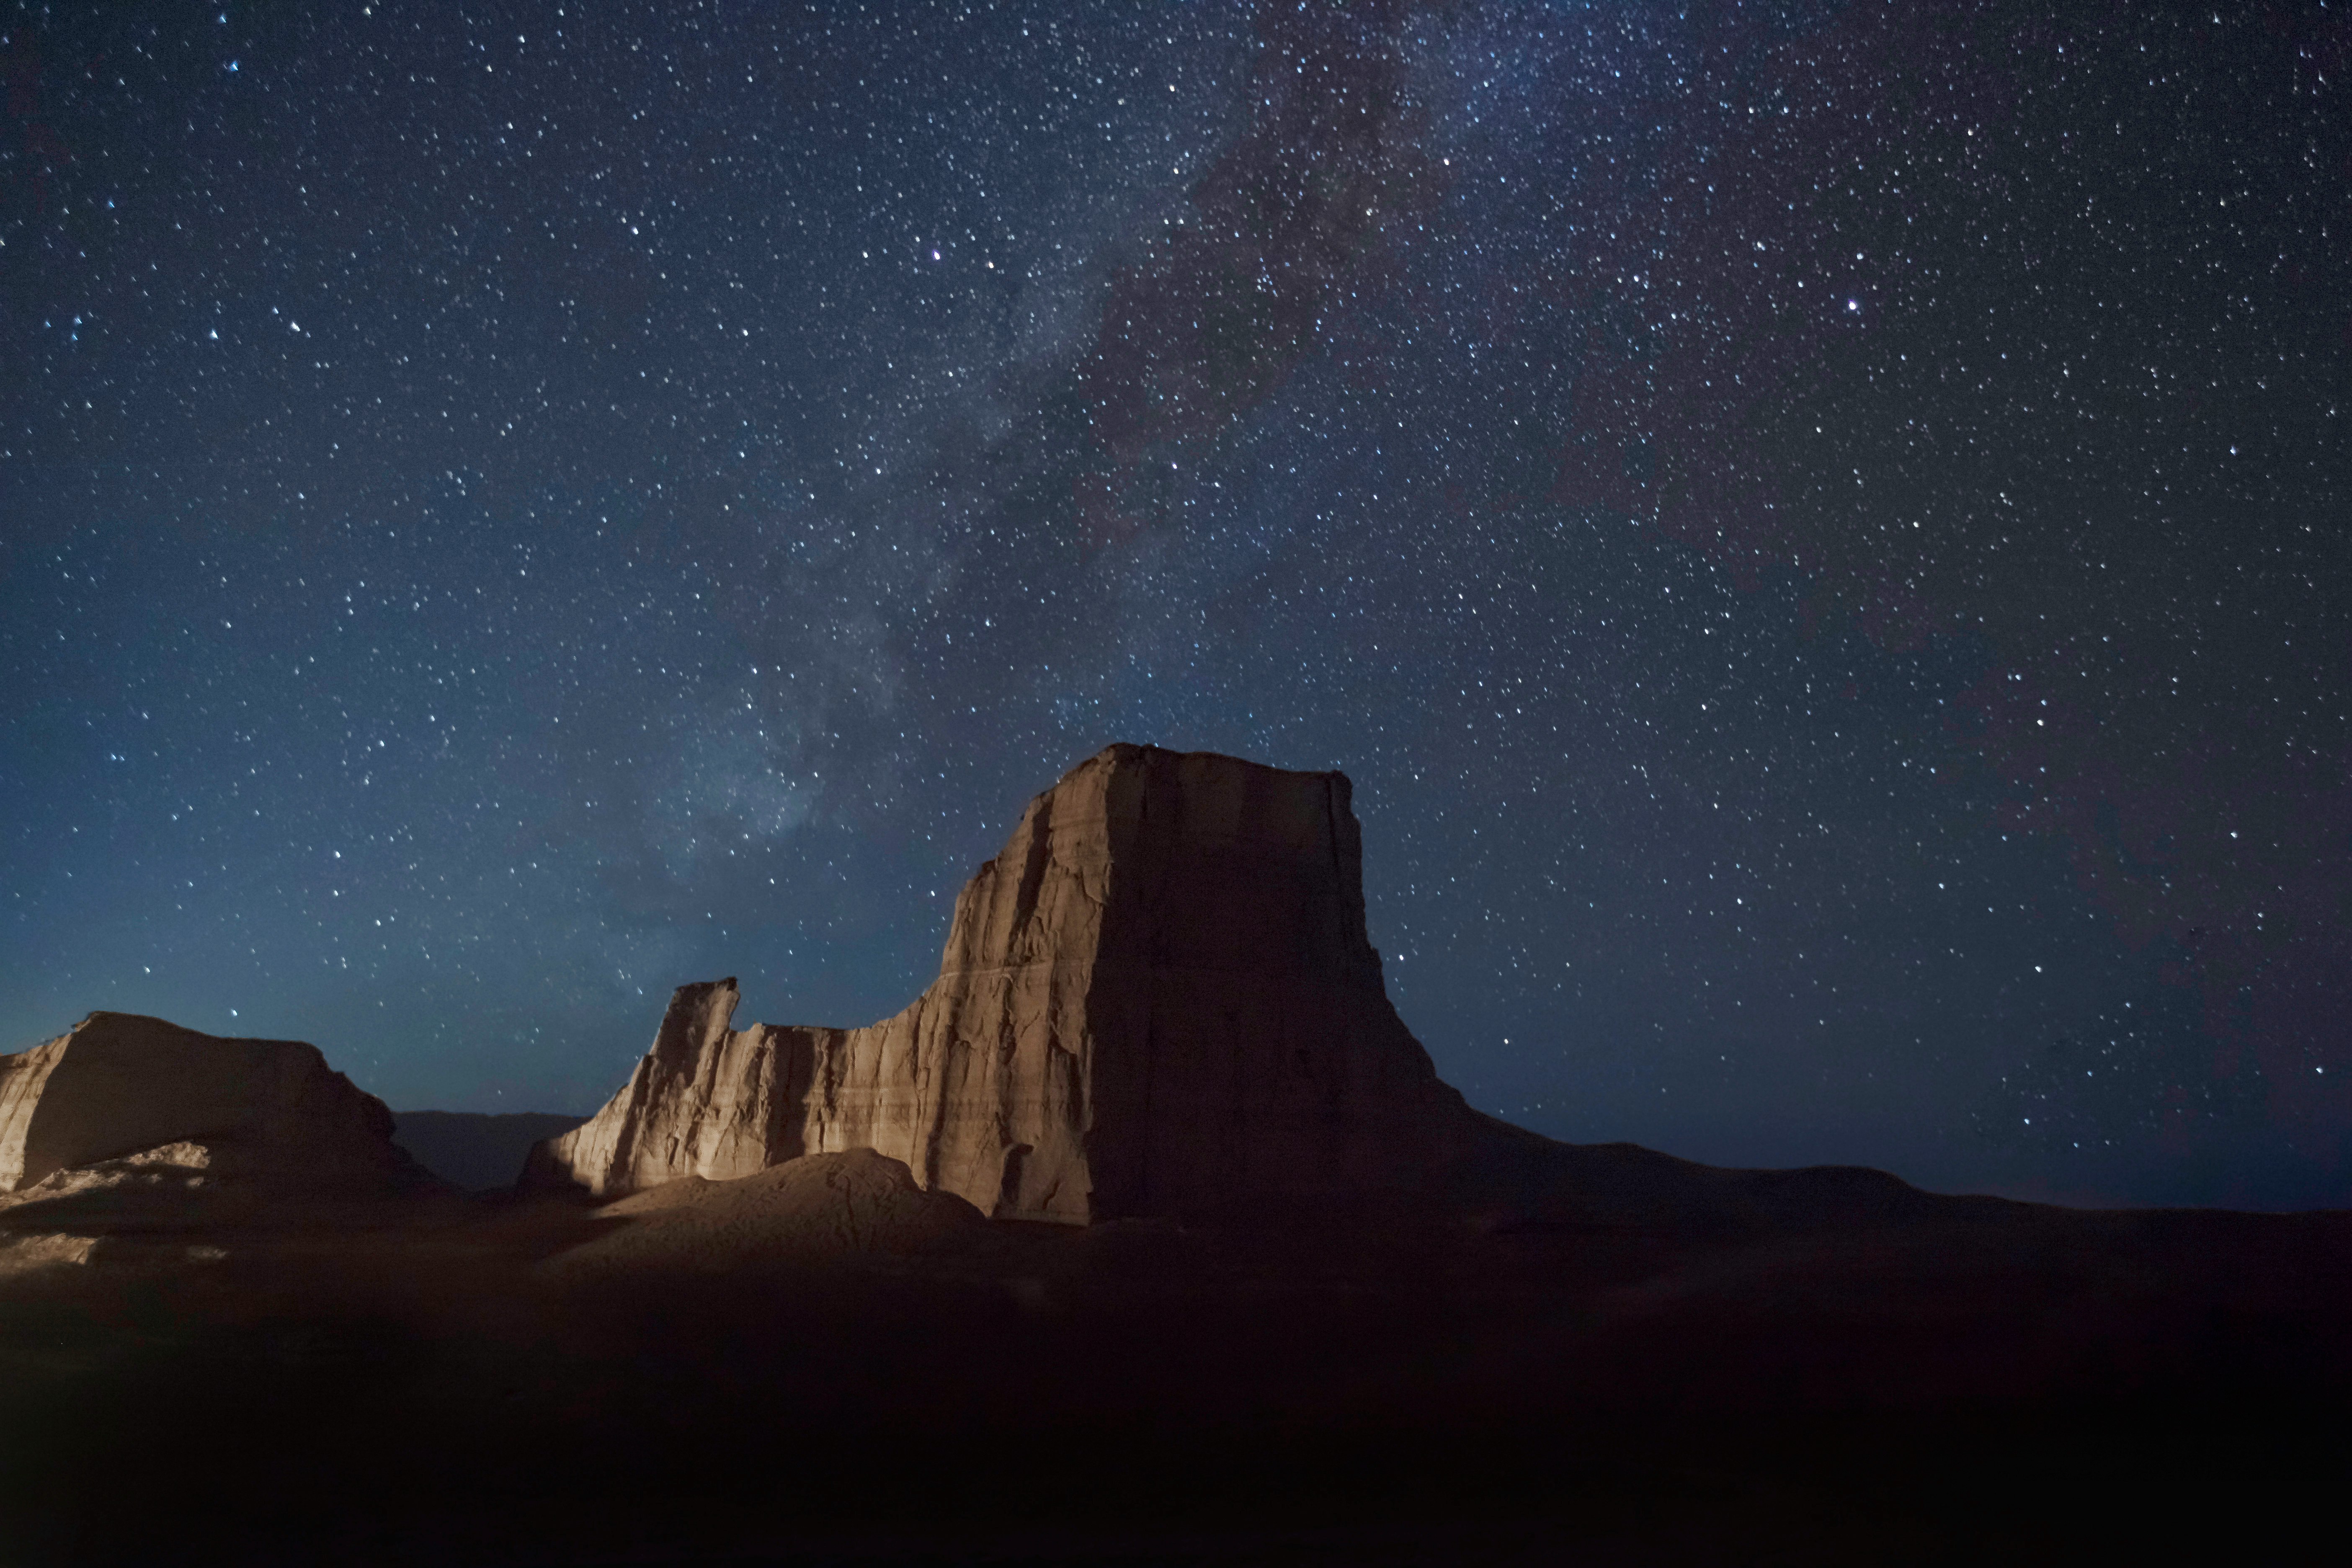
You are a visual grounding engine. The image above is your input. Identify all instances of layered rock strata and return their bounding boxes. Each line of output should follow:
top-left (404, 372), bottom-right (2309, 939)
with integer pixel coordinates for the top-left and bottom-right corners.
top-left (529, 744), bottom-right (1473, 1222)
top-left (0, 1011), bottom-right (426, 1196)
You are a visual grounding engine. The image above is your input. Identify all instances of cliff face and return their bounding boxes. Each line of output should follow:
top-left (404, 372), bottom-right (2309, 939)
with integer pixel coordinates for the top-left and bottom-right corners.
top-left (0, 1012), bottom-right (421, 1195)
top-left (529, 744), bottom-right (1470, 1222)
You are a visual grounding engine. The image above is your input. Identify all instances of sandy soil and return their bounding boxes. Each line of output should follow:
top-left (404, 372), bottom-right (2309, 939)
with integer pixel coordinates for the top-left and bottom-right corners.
top-left (2, 1153), bottom-right (2347, 1564)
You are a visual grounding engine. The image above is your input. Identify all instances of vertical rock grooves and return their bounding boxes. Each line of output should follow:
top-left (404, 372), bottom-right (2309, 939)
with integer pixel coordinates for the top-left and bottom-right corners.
top-left (528, 745), bottom-right (1470, 1222)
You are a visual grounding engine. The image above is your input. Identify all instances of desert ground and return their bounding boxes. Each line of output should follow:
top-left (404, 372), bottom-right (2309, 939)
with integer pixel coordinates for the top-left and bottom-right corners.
top-left (4, 1145), bottom-right (2346, 1564)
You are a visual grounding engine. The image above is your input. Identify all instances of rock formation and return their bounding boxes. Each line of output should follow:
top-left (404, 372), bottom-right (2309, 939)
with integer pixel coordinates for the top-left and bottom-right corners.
top-left (529, 744), bottom-right (1475, 1222)
top-left (0, 1011), bottom-right (428, 1197)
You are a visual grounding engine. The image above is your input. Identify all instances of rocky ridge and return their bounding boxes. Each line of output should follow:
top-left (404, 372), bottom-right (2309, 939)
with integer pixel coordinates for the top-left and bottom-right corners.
top-left (528, 744), bottom-right (1475, 1222)
top-left (0, 1012), bottom-right (441, 1274)
top-left (0, 1011), bottom-right (426, 1197)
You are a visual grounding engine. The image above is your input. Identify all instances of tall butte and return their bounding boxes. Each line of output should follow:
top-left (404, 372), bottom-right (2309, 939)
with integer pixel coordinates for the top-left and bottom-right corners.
top-left (529, 744), bottom-right (1476, 1222)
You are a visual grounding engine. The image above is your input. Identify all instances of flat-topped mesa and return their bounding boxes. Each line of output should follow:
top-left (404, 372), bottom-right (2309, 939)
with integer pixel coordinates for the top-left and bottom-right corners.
top-left (528, 744), bottom-right (1470, 1222)
top-left (937, 740), bottom-right (1387, 988)
top-left (0, 1011), bottom-right (426, 1196)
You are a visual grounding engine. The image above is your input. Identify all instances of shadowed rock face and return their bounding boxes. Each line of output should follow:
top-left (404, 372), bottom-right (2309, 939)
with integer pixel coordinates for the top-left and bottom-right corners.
top-left (528, 744), bottom-right (1473, 1222)
top-left (0, 1012), bottom-right (421, 1195)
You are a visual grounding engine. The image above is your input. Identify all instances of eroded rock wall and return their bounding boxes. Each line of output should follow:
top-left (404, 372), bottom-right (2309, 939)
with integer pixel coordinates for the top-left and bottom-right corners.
top-left (0, 1012), bottom-right (419, 1194)
top-left (529, 744), bottom-right (1470, 1222)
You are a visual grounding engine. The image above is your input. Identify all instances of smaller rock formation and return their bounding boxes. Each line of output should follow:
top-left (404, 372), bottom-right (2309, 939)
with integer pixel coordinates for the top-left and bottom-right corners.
top-left (0, 1141), bottom-right (258, 1272)
top-left (521, 978), bottom-right (812, 1199)
top-left (0, 1011), bottom-right (430, 1197)
top-left (0, 1230), bottom-right (104, 1279)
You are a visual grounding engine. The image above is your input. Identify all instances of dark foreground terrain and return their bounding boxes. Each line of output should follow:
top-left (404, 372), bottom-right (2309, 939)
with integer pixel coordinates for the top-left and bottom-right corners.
top-left (3, 1158), bottom-right (2348, 1565)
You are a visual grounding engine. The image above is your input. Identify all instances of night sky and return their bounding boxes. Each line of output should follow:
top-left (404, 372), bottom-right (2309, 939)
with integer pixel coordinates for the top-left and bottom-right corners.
top-left (5, 2), bottom-right (2347, 1207)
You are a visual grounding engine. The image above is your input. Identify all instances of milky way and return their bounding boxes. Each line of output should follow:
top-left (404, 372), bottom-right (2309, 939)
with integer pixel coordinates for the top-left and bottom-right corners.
top-left (5, 2), bottom-right (2347, 1206)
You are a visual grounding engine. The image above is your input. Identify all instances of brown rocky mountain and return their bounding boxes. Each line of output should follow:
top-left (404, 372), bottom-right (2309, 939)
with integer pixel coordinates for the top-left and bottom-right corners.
top-left (4, 748), bottom-right (2349, 1562)
top-left (0, 1012), bottom-right (444, 1275)
top-left (0, 1011), bottom-right (429, 1198)
top-left (524, 743), bottom-right (1989, 1236)
top-left (526, 743), bottom-right (1476, 1220)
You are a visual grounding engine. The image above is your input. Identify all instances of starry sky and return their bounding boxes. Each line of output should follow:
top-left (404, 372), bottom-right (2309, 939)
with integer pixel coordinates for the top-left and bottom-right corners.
top-left (5, 1), bottom-right (2347, 1207)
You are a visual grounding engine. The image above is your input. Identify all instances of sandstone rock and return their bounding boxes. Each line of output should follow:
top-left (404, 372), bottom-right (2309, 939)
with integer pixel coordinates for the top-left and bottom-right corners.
top-left (0, 1231), bottom-right (103, 1277)
top-left (0, 1012), bottom-right (431, 1197)
top-left (529, 744), bottom-right (1475, 1222)
top-left (0, 1142), bottom-right (240, 1267)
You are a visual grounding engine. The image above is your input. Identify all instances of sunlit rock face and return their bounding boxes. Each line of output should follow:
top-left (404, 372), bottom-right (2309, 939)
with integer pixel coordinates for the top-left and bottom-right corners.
top-left (527, 744), bottom-right (1471, 1222)
top-left (0, 1012), bottom-right (420, 1195)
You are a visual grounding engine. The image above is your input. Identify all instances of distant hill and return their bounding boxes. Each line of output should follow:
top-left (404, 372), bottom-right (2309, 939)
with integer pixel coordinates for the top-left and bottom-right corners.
top-left (391, 1111), bottom-right (583, 1192)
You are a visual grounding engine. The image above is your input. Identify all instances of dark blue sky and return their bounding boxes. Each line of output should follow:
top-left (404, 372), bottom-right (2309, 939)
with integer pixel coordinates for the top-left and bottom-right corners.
top-left (5, 1), bottom-right (2347, 1207)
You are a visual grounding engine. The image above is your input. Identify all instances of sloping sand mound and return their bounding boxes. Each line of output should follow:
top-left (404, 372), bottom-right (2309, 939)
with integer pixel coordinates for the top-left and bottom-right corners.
top-left (546, 1150), bottom-right (986, 1274)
